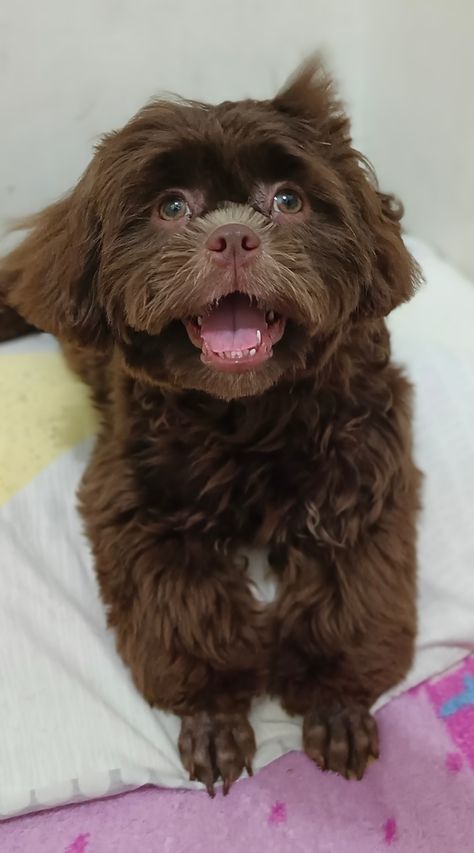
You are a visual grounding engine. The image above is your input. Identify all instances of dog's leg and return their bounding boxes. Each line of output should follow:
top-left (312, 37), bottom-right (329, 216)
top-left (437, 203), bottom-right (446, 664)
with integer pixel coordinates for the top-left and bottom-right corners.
top-left (269, 505), bottom-right (417, 780)
top-left (81, 461), bottom-right (266, 794)
top-left (100, 536), bottom-right (264, 794)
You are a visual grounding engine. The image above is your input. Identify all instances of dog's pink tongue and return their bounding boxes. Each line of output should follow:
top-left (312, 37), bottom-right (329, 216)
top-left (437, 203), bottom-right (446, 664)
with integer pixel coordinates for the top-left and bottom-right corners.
top-left (201, 293), bottom-right (266, 352)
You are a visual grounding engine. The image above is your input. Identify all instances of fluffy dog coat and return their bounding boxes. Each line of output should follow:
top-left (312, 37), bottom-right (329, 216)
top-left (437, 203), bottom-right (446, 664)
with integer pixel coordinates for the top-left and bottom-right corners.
top-left (0, 60), bottom-right (421, 794)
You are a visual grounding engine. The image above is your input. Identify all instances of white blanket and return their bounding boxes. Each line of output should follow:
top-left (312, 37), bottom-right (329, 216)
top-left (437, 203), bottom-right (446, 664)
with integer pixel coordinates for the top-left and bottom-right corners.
top-left (1, 237), bottom-right (473, 819)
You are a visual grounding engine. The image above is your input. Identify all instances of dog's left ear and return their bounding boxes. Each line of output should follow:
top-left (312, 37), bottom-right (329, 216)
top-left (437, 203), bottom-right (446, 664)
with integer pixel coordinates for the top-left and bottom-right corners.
top-left (355, 187), bottom-right (422, 318)
top-left (275, 57), bottom-right (422, 317)
top-left (274, 54), bottom-right (350, 144)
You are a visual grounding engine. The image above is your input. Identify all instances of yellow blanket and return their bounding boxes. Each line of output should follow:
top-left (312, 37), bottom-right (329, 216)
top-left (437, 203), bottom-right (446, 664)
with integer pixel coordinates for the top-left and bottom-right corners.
top-left (0, 349), bottom-right (97, 505)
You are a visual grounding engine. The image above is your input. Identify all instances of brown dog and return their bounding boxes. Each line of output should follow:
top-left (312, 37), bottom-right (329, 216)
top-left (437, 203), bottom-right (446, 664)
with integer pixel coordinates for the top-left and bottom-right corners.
top-left (0, 60), bottom-right (421, 795)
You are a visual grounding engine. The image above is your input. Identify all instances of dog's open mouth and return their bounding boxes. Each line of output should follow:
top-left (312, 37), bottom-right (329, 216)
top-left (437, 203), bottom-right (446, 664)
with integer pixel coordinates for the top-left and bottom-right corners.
top-left (183, 292), bottom-right (286, 372)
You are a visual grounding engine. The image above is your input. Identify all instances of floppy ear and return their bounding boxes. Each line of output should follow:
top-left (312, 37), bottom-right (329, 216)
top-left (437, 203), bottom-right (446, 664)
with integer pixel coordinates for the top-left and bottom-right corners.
top-left (0, 162), bottom-right (109, 349)
top-left (356, 186), bottom-right (422, 318)
top-left (275, 56), bottom-right (422, 317)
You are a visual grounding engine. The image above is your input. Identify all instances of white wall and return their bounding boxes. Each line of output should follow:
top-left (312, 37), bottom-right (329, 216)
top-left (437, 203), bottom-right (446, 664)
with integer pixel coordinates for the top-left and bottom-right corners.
top-left (1, 0), bottom-right (473, 277)
top-left (359, 0), bottom-right (474, 279)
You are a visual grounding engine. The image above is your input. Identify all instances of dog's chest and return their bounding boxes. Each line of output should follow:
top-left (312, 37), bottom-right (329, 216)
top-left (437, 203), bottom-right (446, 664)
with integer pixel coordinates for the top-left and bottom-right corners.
top-left (243, 548), bottom-right (278, 606)
top-left (141, 425), bottom-right (302, 540)
top-left (135, 391), bottom-right (332, 544)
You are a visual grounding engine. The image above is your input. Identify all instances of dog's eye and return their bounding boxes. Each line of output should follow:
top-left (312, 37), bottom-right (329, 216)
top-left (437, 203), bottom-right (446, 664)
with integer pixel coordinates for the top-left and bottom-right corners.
top-left (273, 189), bottom-right (303, 215)
top-left (158, 195), bottom-right (190, 221)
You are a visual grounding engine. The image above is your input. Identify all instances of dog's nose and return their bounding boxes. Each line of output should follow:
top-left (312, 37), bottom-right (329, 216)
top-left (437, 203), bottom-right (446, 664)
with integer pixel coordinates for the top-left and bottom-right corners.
top-left (206, 224), bottom-right (261, 266)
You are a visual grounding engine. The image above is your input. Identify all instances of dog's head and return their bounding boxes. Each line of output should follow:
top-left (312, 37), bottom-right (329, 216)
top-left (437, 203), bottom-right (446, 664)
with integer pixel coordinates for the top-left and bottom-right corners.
top-left (2, 59), bottom-right (420, 399)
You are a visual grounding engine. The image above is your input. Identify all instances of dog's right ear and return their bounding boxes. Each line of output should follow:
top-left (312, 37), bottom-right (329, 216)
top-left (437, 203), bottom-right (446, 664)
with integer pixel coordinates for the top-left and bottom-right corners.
top-left (0, 162), bottom-right (109, 349)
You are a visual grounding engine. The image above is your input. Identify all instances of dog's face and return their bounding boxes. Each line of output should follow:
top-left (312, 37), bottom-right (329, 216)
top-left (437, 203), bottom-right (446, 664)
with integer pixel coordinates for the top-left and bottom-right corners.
top-left (3, 61), bottom-right (419, 400)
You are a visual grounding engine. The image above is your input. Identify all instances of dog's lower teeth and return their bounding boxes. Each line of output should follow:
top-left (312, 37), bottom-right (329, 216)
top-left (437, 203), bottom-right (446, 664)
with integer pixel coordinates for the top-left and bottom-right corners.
top-left (213, 348), bottom-right (257, 360)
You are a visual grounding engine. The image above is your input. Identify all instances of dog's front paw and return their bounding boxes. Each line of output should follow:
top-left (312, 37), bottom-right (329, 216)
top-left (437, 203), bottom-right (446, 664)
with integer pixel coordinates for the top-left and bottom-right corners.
top-left (303, 704), bottom-right (379, 780)
top-left (178, 710), bottom-right (256, 796)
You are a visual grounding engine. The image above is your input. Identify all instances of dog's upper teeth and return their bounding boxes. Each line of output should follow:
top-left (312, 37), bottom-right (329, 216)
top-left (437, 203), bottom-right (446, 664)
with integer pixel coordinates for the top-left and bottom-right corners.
top-left (197, 316), bottom-right (203, 326)
top-left (266, 311), bottom-right (275, 324)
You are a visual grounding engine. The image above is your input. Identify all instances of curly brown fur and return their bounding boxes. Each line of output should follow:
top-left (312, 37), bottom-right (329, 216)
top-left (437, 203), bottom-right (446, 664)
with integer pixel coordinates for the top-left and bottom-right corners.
top-left (0, 58), bottom-right (422, 794)
top-left (0, 304), bottom-right (36, 342)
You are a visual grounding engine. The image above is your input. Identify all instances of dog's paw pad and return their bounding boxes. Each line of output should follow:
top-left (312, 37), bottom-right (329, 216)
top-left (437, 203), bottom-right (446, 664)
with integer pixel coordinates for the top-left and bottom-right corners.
top-left (303, 704), bottom-right (379, 780)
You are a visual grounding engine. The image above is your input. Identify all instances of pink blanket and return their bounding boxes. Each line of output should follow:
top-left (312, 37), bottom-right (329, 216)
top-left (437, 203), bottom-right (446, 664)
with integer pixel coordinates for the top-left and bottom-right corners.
top-left (2, 656), bottom-right (473, 853)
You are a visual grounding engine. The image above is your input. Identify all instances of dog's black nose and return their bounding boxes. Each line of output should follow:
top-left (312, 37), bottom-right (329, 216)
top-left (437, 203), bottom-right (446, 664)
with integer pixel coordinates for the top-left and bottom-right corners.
top-left (206, 224), bottom-right (261, 267)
